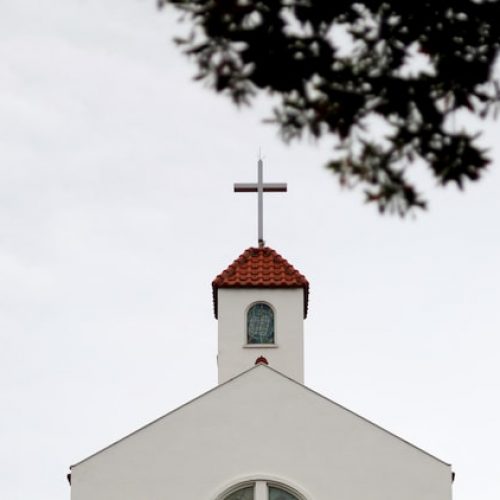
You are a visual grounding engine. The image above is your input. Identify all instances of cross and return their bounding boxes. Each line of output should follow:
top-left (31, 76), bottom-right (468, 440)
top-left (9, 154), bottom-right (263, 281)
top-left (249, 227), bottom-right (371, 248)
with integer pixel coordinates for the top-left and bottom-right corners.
top-left (234, 158), bottom-right (287, 247)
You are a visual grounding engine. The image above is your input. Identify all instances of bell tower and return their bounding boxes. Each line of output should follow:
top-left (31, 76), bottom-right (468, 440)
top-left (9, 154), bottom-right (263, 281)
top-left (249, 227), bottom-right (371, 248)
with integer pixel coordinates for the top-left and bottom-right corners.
top-left (212, 246), bottom-right (309, 384)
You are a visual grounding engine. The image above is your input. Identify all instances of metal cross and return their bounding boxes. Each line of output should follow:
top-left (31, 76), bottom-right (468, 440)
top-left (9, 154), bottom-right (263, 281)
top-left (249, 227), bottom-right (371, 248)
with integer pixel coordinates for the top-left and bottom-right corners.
top-left (234, 158), bottom-right (287, 247)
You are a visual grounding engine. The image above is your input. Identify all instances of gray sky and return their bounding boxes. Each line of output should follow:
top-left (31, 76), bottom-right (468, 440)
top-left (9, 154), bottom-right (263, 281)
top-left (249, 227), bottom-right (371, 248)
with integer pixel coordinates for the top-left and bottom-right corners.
top-left (1, 1), bottom-right (499, 499)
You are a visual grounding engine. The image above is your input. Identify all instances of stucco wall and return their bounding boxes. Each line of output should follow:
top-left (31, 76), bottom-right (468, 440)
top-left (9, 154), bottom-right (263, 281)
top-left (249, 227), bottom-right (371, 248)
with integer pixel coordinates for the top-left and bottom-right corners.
top-left (71, 366), bottom-right (452, 500)
top-left (217, 288), bottom-right (304, 383)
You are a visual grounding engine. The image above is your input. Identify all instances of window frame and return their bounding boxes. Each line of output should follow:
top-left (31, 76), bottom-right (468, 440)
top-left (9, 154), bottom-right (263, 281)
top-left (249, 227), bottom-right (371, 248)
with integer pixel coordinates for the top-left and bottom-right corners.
top-left (245, 301), bottom-right (276, 346)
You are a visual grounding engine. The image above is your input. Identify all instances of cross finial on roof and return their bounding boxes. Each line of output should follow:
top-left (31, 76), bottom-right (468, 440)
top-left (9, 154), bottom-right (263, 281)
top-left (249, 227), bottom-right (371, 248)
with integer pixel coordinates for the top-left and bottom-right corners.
top-left (234, 158), bottom-right (287, 247)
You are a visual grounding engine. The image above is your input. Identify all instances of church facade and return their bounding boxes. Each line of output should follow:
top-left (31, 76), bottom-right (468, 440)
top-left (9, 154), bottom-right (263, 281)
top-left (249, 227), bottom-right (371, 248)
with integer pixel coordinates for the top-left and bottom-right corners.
top-left (69, 246), bottom-right (452, 500)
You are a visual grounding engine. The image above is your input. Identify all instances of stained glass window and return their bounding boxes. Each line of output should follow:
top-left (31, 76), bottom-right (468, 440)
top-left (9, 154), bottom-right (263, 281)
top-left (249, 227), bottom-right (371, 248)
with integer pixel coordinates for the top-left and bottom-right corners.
top-left (247, 303), bottom-right (274, 344)
top-left (268, 486), bottom-right (300, 500)
top-left (224, 486), bottom-right (254, 500)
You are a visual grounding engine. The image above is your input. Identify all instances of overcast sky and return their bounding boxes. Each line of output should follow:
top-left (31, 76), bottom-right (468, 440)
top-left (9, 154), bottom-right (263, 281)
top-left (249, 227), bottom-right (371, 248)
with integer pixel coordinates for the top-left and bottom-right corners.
top-left (1, 2), bottom-right (499, 500)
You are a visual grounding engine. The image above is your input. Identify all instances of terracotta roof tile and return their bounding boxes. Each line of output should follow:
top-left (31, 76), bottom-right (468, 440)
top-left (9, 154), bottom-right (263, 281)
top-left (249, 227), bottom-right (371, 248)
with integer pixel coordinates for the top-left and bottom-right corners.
top-left (212, 247), bottom-right (309, 318)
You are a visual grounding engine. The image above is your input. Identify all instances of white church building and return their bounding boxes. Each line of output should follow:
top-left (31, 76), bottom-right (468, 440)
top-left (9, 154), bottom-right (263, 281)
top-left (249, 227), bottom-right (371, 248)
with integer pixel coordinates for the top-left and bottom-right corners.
top-left (69, 163), bottom-right (453, 500)
top-left (69, 244), bottom-right (452, 500)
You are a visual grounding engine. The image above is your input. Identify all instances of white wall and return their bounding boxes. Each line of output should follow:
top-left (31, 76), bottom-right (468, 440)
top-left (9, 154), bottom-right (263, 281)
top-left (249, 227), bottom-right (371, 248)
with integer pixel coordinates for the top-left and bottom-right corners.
top-left (71, 365), bottom-right (452, 500)
top-left (217, 288), bottom-right (305, 383)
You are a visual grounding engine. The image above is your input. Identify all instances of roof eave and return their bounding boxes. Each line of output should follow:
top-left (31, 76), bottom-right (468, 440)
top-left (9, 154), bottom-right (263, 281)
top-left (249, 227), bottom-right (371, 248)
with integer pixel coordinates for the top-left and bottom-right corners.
top-left (212, 283), bottom-right (309, 319)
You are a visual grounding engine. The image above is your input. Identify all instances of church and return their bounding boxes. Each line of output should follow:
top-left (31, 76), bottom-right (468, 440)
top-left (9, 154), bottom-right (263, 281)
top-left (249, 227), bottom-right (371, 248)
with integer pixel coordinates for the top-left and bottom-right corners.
top-left (68, 162), bottom-right (453, 500)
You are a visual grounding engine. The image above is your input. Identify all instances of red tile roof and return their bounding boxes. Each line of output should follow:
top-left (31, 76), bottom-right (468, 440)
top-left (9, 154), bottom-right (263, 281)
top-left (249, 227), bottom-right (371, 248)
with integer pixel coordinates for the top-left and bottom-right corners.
top-left (212, 247), bottom-right (309, 318)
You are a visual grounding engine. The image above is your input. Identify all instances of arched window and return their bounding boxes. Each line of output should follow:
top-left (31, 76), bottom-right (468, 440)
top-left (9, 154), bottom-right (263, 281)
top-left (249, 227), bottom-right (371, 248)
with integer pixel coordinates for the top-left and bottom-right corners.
top-left (221, 481), bottom-right (301, 500)
top-left (247, 303), bottom-right (274, 344)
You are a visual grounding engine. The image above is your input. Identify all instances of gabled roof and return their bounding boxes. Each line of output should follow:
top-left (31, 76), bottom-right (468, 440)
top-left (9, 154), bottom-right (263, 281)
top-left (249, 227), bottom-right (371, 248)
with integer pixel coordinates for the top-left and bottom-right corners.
top-left (212, 246), bottom-right (309, 318)
top-left (71, 364), bottom-right (450, 469)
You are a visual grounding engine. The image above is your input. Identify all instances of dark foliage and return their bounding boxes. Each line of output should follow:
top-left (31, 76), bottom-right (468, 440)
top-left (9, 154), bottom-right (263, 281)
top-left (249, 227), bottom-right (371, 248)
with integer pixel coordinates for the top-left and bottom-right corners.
top-left (158, 0), bottom-right (500, 214)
